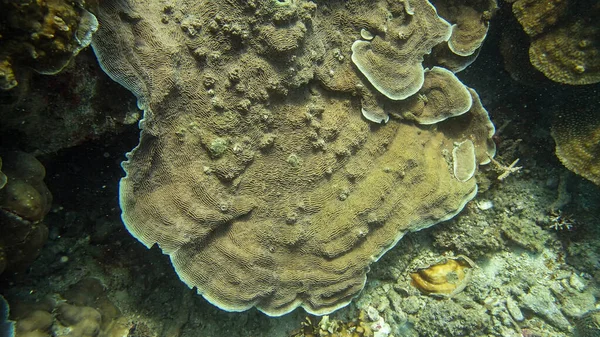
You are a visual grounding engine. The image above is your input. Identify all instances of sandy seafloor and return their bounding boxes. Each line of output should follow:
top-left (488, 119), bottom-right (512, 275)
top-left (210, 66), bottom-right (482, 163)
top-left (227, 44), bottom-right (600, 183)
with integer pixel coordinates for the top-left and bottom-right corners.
top-left (1, 6), bottom-right (600, 337)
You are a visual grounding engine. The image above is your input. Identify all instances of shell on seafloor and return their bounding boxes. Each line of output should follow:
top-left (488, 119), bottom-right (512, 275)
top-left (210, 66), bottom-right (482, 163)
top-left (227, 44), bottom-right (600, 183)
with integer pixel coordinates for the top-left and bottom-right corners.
top-left (410, 255), bottom-right (476, 297)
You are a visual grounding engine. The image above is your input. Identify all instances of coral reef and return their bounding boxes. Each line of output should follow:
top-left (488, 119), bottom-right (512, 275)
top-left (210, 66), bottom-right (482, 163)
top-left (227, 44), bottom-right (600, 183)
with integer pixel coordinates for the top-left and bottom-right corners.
top-left (0, 152), bottom-right (52, 275)
top-left (509, 0), bottom-right (600, 85)
top-left (9, 278), bottom-right (130, 337)
top-left (0, 0), bottom-right (98, 90)
top-left (388, 66), bottom-right (473, 125)
top-left (430, 0), bottom-right (497, 56)
top-left (350, 0), bottom-right (451, 101)
top-left (551, 106), bottom-right (600, 186)
top-left (91, 0), bottom-right (497, 316)
top-left (0, 1), bottom-right (598, 337)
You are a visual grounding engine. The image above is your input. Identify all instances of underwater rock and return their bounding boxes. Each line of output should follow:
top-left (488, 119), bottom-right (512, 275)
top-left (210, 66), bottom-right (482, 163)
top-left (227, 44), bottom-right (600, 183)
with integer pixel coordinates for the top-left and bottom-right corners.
top-left (519, 284), bottom-right (571, 331)
top-left (0, 50), bottom-right (140, 154)
top-left (92, 0), bottom-right (496, 316)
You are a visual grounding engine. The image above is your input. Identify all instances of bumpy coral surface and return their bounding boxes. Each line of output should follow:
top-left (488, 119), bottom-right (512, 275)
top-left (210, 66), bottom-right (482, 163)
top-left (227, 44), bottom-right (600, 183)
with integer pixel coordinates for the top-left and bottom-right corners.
top-left (551, 108), bottom-right (600, 186)
top-left (350, 0), bottom-right (451, 101)
top-left (511, 0), bottom-right (600, 85)
top-left (0, 152), bottom-right (52, 275)
top-left (92, 0), bottom-right (495, 315)
top-left (10, 278), bottom-right (129, 337)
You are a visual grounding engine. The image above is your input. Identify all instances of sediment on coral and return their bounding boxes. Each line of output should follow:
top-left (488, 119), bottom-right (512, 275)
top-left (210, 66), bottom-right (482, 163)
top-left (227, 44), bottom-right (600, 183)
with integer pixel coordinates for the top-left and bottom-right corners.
top-left (551, 106), bottom-right (600, 186)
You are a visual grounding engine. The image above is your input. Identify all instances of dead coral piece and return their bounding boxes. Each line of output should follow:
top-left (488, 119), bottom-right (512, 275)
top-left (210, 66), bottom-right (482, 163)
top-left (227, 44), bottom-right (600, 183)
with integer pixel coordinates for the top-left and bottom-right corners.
top-left (489, 157), bottom-right (523, 181)
top-left (350, 0), bottom-right (452, 100)
top-left (575, 309), bottom-right (600, 337)
top-left (551, 108), bottom-right (600, 186)
top-left (511, 0), bottom-right (600, 85)
top-left (410, 255), bottom-right (476, 297)
top-left (93, 0), bottom-right (495, 316)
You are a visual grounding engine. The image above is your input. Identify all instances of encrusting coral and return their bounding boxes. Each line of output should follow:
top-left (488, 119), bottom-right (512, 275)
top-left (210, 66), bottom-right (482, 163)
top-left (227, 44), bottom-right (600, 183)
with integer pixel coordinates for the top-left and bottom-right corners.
top-left (91, 0), bottom-right (496, 316)
top-left (350, 0), bottom-right (451, 101)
